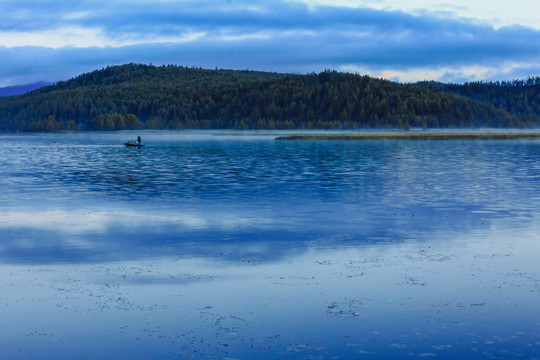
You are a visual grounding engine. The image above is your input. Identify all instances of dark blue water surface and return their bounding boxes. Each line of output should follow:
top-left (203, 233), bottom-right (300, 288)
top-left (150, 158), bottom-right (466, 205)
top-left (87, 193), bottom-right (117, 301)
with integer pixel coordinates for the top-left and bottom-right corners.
top-left (1, 131), bottom-right (539, 359)
top-left (2, 131), bottom-right (539, 263)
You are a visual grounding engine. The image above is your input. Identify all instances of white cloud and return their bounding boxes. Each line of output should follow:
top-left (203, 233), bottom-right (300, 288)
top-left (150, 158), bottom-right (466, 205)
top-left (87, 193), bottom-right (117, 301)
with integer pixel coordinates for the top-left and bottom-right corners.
top-left (0, 0), bottom-right (539, 84)
top-left (0, 27), bottom-right (208, 48)
top-left (0, 27), bottom-right (108, 48)
top-left (340, 61), bottom-right (540, 83)
top-left (294, 0), bottom-right (540, 29)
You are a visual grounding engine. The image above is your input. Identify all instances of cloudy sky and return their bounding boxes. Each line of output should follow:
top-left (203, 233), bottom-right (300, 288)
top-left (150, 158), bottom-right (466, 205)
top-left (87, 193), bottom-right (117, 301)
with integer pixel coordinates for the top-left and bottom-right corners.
top-left (1, 0), bottom-right (540, 86)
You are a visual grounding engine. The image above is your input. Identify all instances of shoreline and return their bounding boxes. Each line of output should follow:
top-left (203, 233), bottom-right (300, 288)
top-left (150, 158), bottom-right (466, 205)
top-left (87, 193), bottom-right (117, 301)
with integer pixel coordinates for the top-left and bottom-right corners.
top-left (275, 132), bottom-right (540, 140)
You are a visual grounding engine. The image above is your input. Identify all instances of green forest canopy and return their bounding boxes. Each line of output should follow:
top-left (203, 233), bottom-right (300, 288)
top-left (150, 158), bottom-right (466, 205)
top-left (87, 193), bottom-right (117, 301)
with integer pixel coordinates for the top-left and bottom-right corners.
top-left (0, 63), bottom-right (539, 131)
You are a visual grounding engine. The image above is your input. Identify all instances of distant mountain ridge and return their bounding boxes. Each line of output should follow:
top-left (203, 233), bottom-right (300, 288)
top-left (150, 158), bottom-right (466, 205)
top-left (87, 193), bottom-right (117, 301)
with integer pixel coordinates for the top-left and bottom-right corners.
top-left (0, 63), bottom-right (538, 131)
top-left (0, 81), bottom-right (53, 97)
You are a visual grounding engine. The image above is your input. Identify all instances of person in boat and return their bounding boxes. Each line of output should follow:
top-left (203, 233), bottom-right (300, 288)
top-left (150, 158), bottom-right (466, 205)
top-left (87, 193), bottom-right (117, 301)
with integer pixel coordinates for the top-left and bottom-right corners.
top-left (134, 136), bottom-right (142, 145)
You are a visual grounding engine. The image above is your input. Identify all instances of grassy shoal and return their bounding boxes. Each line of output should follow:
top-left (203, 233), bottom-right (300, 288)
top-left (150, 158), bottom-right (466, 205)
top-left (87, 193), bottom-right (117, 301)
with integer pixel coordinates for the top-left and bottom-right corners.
top-left (275, 132), bottom-right (540, 141)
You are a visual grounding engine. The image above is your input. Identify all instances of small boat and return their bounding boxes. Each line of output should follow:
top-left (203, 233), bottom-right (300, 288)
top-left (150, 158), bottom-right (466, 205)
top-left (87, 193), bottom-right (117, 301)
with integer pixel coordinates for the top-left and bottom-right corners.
top-left (124, 142), bottom-right (144, 147)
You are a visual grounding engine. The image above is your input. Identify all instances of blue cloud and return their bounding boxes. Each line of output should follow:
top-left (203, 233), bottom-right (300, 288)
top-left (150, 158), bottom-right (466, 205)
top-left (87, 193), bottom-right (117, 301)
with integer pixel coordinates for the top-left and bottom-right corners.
top-left (1, 0), bottom-right (540, 85)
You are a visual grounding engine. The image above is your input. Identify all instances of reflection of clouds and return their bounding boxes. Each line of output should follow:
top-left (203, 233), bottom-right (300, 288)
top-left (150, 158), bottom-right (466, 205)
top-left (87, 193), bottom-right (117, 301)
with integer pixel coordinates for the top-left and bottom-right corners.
top-left (2, 226), bottom-right (539, 359)
top-left (1, 203), bottom-right (538, 265)
top-left (0, 207), bottom-right (278, 234)
top-left (2, 210), bottom-right (115, 233)
top-left (3, 133), bottom-right (540, 267)
top-left (0, 203), bottom-right (315, 264)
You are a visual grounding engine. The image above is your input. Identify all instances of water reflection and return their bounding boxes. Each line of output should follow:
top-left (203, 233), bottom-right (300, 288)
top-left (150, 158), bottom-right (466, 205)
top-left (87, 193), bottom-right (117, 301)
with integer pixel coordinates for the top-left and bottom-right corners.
top-left (1, 131), bottom-right (540, 359)
top-left (1, 227), bottom-right (539, 360)
top-left (1, 132), bottom-right (540, 264)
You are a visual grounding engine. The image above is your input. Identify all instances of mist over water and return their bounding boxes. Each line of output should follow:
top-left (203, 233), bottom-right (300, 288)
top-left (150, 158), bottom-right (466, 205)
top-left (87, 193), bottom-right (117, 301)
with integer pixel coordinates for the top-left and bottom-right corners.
top-left (1, 131), bottom-right (539, 359)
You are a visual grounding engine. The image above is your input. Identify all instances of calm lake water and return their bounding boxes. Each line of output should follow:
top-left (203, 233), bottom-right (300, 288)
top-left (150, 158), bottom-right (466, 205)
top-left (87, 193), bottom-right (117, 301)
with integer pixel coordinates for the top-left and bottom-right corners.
top-left (1, 131), bottom-right (539, 359)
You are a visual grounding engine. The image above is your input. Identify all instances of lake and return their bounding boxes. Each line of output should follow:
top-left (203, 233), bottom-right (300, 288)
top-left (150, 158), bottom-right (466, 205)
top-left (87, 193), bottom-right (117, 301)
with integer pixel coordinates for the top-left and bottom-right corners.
top-left (1, 130), bottom-right (539, 359)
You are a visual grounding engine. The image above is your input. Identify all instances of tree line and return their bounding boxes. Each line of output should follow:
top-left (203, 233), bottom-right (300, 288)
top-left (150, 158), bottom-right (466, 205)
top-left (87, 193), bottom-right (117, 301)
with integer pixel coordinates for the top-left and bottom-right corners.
top-left (0, 63), bottom-right (538, 132)
top-left (419, 78), bottom-right (540, 127)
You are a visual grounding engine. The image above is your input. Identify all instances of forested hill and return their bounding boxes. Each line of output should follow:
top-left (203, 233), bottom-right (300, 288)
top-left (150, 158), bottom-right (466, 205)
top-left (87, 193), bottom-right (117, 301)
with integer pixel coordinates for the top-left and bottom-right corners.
top-left (419, 79), bottom-right (540, 125)
top-left (0, 63), bottom-right (538, 131)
